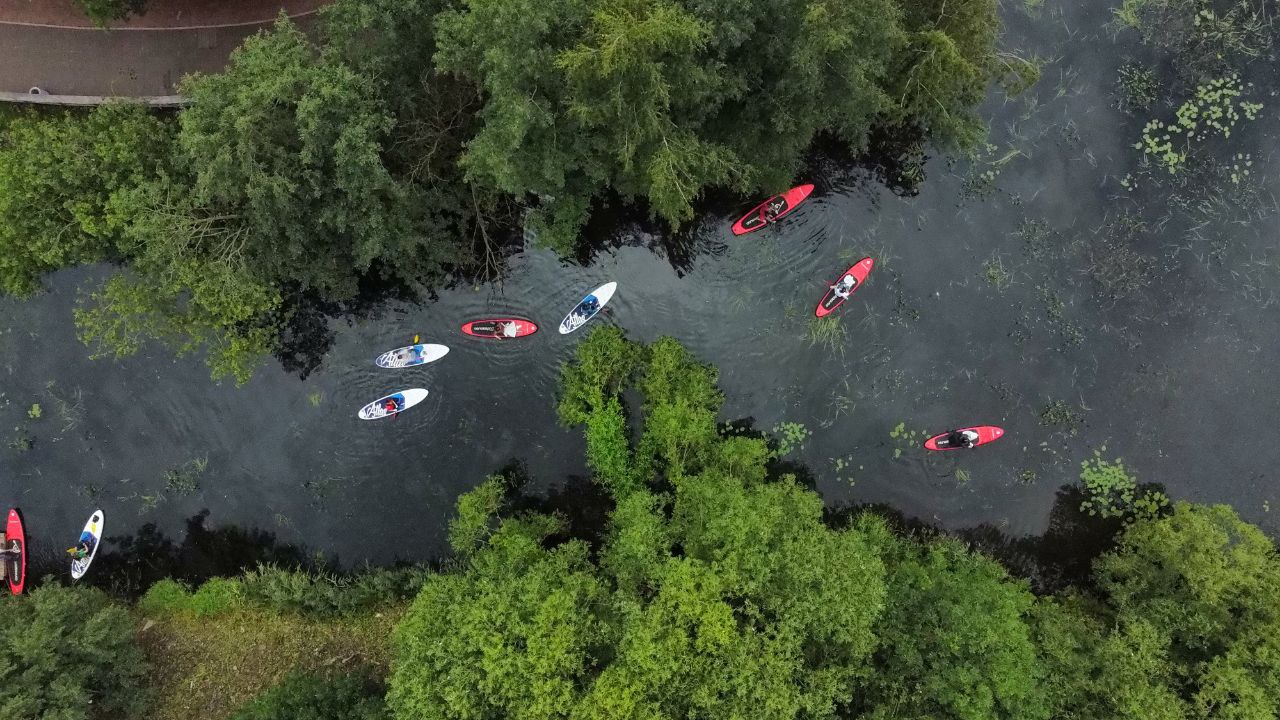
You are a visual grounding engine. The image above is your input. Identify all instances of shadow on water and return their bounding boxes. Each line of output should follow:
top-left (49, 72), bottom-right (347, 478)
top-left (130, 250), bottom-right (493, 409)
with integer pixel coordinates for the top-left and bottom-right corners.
top-left (569, 127), bottom-right (929, 276)
top-left (828, 480), bottom-right (1169, 595)
top-left (31, 510), bottom-right (313, 598)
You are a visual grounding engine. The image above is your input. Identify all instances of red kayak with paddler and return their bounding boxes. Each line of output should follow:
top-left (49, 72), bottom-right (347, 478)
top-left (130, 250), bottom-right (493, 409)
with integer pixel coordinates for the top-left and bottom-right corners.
top-left (732, 184), bottom-right (815, 235)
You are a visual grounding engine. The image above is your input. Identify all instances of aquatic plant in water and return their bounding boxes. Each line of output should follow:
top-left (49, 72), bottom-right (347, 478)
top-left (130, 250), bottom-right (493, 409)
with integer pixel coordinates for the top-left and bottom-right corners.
top-left (803, 315), bottom-right (847, 354)
top-left (771, 422), bottom-right (811, 457)
top-left (889, 422), bottom-right (924, 459)
top-left (164, 456), bottom-right (208, 496)
top-left (1038, 399), bottom-right (1083, 435)
top-left (982, 256), bottom-right (1012, 291)
top-left (1078, 448), bottom-right (1169, 521)
top-left (1113, 62), bottom-right (1160, 113)
top-left (1112, 0), bottom-right (1272, 78)
top-left (1135, 75), bottom-right (1262, 174)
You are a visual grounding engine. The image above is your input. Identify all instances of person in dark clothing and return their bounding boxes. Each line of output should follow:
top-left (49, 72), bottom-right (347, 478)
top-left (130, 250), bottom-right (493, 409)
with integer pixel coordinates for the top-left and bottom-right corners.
top-left (945, 429), bottom-right (980, 449)
top-left (761, 196), bottom-right (787, 223)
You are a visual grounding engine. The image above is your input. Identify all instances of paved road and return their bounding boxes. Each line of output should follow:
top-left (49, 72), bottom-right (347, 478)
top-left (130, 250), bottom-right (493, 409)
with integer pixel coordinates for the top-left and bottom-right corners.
top-left (0, 14), bottom-right (316, 97)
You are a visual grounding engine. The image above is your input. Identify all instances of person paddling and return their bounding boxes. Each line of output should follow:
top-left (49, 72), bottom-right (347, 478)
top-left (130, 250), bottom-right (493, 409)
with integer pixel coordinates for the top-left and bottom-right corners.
top-left (67, 536), bottom-right (94, 561)
top-left (0, 532), bottom-right (17, 582)
top-left (944, 429), bottom-right (980, 449)
top-left (761, 196), bottom-right (787, 224)
top-left (831, 276), bottom-right (856, 300)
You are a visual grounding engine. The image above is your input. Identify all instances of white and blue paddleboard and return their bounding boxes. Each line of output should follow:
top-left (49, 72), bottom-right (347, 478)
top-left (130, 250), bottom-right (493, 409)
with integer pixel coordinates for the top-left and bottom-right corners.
top-left (559, 282), bottom-right (617, 334)
top-left (70, 510), bottom-right (103, 581)
top-left (375, 344), bottom-right (449, 369)
top-left (358, 388), bottom-right (429, 420)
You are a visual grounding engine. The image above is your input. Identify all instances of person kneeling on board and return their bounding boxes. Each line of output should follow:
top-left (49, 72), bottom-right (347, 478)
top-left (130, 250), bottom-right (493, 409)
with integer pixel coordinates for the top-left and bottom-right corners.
top-left (0, 533), bottom-right (17, 581)
top-left (945, 429), bottom-right (980, 449)
top-left (831, 277), bottom-right (855, 300)
top-left (67, 537), bottom-right (94, 561)
top-left (761, 197), bottom-right (786, 224)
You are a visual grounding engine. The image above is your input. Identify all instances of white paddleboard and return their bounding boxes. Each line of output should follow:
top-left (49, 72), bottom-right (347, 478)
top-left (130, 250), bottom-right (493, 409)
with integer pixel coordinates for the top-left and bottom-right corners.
top-left (358, 388), bottom-right (429, 419)
top-left (70, 510), bottom-right (103, 580)
top-left (559, 282), bottom-right (617, 334)
top-left (375, 343), bottom-right (449, 368)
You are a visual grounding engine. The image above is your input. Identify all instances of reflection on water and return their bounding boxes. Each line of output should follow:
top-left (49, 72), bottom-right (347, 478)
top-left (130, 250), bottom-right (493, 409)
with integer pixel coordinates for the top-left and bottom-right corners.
top-left (3, 0), bottom-right (1280, 574)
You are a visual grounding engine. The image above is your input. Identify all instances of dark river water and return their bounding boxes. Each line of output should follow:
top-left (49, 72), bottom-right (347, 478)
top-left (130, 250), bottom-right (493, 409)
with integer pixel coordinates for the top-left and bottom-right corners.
top-left (3, 0), bottom-right (1279, 577)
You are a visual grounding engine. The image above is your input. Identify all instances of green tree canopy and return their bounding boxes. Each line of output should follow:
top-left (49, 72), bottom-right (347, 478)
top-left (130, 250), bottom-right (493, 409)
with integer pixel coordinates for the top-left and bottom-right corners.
top-left (1034, 503), bottom-right (1280, 720)
top-left (436, 0), bottom-right (1010, 251)
top-left (75, 17), bottom-right (465, 383)
top-left (0, 583), bottom-right (149, 719)
top-left (390, 329), bottom-right (890, 719)
top-left (0, 103), bottom-right (172, 296)
top-left (852, 534), bottom-right (1049, 720)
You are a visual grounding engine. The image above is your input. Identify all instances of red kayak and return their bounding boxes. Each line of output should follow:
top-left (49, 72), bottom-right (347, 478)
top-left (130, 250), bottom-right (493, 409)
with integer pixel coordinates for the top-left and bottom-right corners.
top-left (732, 184), bottom-right (815, 235)
top-left (924, 426), bottom-right (1005, 451)
top-left (5, 508), bottom-right (25, 595)
top-left (461, 318), bottom-right (538, 339)
top-left (816, 257), bottom-right (874, 317)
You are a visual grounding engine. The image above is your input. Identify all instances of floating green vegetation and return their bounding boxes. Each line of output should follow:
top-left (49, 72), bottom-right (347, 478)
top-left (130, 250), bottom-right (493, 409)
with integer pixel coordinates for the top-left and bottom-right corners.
top-left (1229, 151), bottom-right (1254, 184)
top-left (7, 426), bottom-right (32, 451)
top-left (140, 493), bottom-right (165, 514)
top-left (1135, 75), bottom-right (1262, 175)
top-left (1039, 399), bottom-right (1083, 435)
top-left (1018, 468), bottom-right (1039, 485)
top-left (982, 256), bottom-right (1012, 291)
top-left (832, 455), bottom-right (860, 486)
top-left (1114, 62), bottom-right (1160, 113)
top-left (770, 422), bottom-right (812, 458)
top-left (1112, 0), bottom-right (1272, 79)
top-left (26, 403), bottom-right (41, 419)
top-left (1078, 448), bottom-right (1169, 521)
top-left (803, 315), bottom-right (847, 354)
top-left (954, 468), bottom-right (972, 487)
top-left (1037, 285), bottom-right (1066, 320)
top-left (164, 456), bottom-right (208, 496)
top-left (307, 391), bottom-right (324, 408)
top-left (889, 422), bottom-right (925, 459)
top-left (960, 144), bottom-right (1026, 201)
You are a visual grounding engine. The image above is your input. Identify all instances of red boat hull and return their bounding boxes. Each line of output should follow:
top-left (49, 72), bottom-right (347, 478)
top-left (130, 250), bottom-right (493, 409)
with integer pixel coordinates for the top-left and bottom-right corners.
top-left (924, 426), bottom-right (1005, 451)
top-left (6, 508), bottom-right (25, 596)
top-left (815, 257), bottom-right (875, 317)
top-left (732, 184), bottom-right (815, 235)
top-left (461, 319), bottom-right (538, 339)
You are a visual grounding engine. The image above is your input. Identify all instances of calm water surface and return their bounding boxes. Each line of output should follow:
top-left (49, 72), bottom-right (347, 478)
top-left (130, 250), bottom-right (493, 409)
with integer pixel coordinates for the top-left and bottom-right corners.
top-left (3, 0), bottom-right (1279, 573)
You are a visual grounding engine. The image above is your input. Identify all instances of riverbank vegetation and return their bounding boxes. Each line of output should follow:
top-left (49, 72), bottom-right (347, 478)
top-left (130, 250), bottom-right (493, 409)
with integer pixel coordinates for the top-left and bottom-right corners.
top-left (0, 0), bottom-right (1024, 383)
top-left (5, 330), bottom-right (1278, 719)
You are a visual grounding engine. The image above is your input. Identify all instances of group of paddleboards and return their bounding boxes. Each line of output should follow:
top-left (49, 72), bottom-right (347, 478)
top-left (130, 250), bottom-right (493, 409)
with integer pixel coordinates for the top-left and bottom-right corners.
top-left (1, 186), bottom-right (1000, 598)
top-left (735, 184), bottom-right (1006, 452)
top-left (0, 507), bottom-right (103, 594)
top-left (357, 282), bottom-right (618, 420)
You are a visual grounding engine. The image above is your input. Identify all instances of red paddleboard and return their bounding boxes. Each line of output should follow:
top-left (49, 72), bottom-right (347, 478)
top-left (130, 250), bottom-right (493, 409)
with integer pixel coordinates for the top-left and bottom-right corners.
top-left (924, 426), bottom-right (1005, 451)
top-left (461, 318), bottom-right (538, 339)
top-left (6, 508), bottom-right (26, 596)
top-left (816, 257), bottom-right (874, 317)
top-left (732, 184), bottom-right (815, 235)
